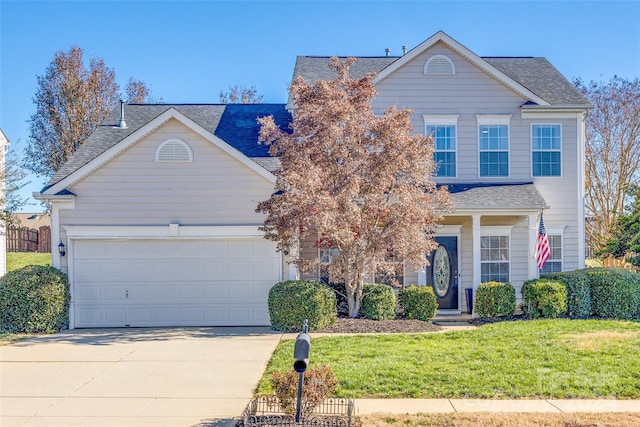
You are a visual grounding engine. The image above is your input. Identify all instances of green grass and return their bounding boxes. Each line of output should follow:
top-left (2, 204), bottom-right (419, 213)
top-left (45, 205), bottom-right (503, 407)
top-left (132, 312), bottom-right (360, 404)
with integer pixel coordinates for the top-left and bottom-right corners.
top-left (6, 252), bottom-right (51, 272)
top-left (0, 331), bottom-right (35, 346)
top-left (258, 319), bottom-right (640, 399)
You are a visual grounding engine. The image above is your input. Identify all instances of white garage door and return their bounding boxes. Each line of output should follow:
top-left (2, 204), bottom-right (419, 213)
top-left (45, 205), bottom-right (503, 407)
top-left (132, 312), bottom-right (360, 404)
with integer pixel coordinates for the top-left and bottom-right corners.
top-left (72, 238), bottom-right (280, 327)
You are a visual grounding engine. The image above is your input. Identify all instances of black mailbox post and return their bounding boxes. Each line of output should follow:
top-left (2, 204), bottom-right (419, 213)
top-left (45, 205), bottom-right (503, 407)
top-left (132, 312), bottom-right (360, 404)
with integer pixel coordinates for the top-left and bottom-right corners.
top-left (293, 320), bottom-right (310, 422)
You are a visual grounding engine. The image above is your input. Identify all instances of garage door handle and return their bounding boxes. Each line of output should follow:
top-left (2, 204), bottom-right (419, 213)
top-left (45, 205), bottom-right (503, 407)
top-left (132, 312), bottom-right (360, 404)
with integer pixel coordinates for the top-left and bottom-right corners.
top-left (125, 290), bottom-right (129, 299)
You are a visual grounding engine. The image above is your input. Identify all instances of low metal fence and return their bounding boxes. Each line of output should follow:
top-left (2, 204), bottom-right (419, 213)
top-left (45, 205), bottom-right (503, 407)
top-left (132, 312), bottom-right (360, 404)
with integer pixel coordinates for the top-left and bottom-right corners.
top-left (241, 396), bottom-right (355, 427)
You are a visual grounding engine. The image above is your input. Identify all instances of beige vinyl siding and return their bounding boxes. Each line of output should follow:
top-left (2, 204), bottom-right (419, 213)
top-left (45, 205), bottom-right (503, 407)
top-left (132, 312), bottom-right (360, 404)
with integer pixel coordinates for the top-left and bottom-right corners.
top-left (60, 119), bottom-right (273, 225)
top-left (57, 119), bottom-right (275, 272)
top-left (374, 42), bottom-right (527, 182)
top-left (372, 41), bottom-right (581, 278)
top-left (531, 119), bottom-right (580, 271)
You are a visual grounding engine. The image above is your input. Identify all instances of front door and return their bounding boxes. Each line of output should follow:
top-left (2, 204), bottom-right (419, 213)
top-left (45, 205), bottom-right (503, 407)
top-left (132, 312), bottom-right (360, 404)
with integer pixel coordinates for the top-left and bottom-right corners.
top-left (426, 236), bottom-right (459, 310)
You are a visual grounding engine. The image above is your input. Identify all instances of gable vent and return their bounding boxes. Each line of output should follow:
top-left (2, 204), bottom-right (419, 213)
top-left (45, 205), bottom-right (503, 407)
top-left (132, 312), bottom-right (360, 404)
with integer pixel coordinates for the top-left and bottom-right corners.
top-left (155, 139), bottom-right (193, 162)
top-left (424, 55), bottom-right (456, 75)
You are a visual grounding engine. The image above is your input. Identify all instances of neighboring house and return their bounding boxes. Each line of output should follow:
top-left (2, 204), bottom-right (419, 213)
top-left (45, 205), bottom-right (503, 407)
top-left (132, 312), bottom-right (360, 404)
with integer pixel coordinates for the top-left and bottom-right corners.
top-left (36, 31), bottom-right (591, 328)
top-left (12, 212), bottom-right (51, 230)
top-left (0, 129), bottom-right (8, 276)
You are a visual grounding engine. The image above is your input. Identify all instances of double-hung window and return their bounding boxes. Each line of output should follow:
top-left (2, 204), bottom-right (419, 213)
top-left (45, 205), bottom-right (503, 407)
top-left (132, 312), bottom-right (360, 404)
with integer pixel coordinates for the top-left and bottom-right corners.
top-left (540, 227), bottom-right (565, 274)
top-left (480, 226), bottom-right (512, 283)
top-left (424, 115), bottom-right (458, 178)
top-left (532, 124), bottom-right (562, 176)
top-left (477, 115), bottom-right (511, 177)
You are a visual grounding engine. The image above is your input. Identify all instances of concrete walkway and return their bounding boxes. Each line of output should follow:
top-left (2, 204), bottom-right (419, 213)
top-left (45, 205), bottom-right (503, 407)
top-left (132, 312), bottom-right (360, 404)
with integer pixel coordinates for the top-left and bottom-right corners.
top-left (355, 398), bottom-right (640, 414)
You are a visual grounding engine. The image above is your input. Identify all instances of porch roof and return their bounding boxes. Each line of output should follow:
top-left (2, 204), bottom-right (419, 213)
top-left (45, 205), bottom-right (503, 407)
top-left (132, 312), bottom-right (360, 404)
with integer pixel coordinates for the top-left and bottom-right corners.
top-left (441, 182), bottom-right (548, 211)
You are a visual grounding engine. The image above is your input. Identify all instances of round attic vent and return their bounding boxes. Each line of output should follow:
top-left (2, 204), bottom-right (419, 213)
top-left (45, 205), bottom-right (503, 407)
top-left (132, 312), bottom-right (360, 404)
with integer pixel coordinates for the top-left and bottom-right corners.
top-left (424, 55), bottom-right (456, 75)
top-left (155, 139), bottom-right (193, 162)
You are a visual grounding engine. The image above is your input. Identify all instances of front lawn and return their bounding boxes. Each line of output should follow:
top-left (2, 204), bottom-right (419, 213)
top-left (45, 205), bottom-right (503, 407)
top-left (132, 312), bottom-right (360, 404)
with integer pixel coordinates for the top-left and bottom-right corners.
top-left (361, 412), bottom-right (640, 427)
top-left (258, 319), bottom-right (640, 399)
top-left (6, 252), bottom-right (51, 272)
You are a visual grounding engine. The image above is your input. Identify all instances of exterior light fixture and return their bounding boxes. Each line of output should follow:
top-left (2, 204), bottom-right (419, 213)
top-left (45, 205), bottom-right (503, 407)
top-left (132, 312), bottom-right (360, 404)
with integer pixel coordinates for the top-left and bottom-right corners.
top-left (58, 242), bottom-right (66, 257)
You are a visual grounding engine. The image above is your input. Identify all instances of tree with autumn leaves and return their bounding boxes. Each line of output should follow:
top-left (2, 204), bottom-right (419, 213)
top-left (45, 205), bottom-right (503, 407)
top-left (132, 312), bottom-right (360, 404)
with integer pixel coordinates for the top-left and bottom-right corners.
top-left (257, 57), bottom-right (452, 318)
top-left (25, 46), bottom-right (153, 178)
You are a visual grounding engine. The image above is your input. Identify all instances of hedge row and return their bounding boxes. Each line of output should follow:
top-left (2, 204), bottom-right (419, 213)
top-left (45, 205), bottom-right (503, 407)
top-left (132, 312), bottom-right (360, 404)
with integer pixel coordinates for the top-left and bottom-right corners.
top-left (537, 268), bottom-right (640, 320)
top-left (481, 268), bottom-right (640, 321)
top-left (268, 281), bottom-right (439, 331)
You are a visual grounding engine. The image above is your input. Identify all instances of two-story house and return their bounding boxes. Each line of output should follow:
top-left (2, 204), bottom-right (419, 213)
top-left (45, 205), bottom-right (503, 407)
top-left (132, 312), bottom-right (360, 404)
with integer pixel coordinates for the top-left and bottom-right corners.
top-left (293, 31), bottom-right (591, 312)
top-left (36, 32), bottom-right (590, 328)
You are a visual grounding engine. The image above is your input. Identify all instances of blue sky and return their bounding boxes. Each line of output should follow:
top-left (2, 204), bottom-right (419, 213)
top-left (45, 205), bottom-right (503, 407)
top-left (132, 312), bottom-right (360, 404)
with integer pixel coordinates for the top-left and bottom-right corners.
top-left (1, 0), bottom-right (639, 211)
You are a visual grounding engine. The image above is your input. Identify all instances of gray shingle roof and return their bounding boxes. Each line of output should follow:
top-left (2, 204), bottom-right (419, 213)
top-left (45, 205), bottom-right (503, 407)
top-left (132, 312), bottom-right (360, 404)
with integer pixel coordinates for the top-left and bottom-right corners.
top-left (444, 182), bottom-right (548, 210)
top-left (292, 56), bottom-right (589, 106)
top-left (292, 56), bottom-right (399, 84)
top-left (483, 57), bottom-right (589, 105)
top-left (45, 104), bottom-right (291, 189)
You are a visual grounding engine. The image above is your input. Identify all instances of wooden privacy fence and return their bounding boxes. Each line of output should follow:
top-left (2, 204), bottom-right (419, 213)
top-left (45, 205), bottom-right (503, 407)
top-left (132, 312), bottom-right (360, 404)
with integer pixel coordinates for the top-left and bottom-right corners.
top-left (6, 226), bottom-right (51, 253)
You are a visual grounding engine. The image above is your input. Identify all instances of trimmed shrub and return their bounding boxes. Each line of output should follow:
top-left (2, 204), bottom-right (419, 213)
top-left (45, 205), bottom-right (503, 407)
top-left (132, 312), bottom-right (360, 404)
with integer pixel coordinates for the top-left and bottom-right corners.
top-left (585, 268), bottom-right (640, 320)
top-left (474, 281), bottom-right (516, 319)
top-left (522, 279), bottom-right (567, 319)
top-left (271, 364), bottom-right (338, 417)
top-left (360, 283), bottom-right (396, 320)
top-left (542, 270), bottom-right (591, 319)
top-left (0, 265), bottom-right (70, 333)
top-left (268, 280), bottom-right (337, 331)
top-left (398, 285), bottom-right (438, 321)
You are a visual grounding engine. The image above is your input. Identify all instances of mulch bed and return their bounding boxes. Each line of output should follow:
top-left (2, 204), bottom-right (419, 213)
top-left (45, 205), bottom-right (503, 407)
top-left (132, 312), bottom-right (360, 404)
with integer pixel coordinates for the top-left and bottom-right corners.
top-left (315, 317), bottom-right (442, 334)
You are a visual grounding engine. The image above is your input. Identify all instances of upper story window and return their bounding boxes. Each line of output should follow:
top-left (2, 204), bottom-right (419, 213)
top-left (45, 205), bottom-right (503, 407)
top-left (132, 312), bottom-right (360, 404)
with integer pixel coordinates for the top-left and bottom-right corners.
top-left (424, 115), bottom-right (458, 178)
top-left (532, 124), bottom-right (562, 177)
top-left (424, 55), bottom-right (456, 75)
top-left (477, 115), bottom-right (511, 177)
top-left (155, 139), bottom-right (193, 162)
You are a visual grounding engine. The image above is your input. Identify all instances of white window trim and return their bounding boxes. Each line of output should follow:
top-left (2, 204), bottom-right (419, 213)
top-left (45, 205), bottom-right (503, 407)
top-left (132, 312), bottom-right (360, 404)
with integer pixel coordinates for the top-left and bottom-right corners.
top-left (531, 123), bottom-right (563, 178)
top-left (477, 115), bottom-right (511, 178)
top-left (424, 54), bottom-right (456, 75)
top-left (480, 226), bottom-right (512, 283)
top-left (541, 226), bottom-right (566, 273)
top-left (155, 138), bottom-right (194, 162)
top-left (424, 115), bottom-right (459, 178)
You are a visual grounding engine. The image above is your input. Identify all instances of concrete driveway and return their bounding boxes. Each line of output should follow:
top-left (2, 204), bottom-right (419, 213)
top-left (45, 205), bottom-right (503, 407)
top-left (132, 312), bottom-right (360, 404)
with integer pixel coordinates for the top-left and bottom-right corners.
top-left (0, 327), bottom-right (284, 426)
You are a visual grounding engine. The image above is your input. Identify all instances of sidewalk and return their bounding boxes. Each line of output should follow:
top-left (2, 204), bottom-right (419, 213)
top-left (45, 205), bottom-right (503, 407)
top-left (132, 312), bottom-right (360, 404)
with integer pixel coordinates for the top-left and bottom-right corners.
top-left (355, 398), bottom-right (640, 414)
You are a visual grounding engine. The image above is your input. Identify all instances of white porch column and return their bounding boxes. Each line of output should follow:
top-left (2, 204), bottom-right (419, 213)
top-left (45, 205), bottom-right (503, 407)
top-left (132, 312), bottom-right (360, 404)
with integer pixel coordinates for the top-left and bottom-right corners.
top-left (472, 214), bottom-right (481, 291)
top-left (529, 213), bottom-right (539, 280)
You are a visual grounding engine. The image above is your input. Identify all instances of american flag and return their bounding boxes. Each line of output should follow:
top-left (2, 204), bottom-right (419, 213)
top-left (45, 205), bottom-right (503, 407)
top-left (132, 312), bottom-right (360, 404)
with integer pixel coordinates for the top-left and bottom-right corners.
top-left (536, 212), bottom-right (551, 270)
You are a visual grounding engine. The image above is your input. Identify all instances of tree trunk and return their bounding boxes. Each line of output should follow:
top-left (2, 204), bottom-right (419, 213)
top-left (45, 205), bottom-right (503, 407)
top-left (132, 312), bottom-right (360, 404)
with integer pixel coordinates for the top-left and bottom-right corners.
top-left (345, 277), bottom-right (364, 318)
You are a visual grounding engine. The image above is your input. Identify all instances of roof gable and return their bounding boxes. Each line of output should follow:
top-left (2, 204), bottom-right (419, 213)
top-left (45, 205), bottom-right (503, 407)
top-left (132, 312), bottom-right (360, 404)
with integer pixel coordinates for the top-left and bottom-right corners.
top-left (374, 31), bottom-right (549, 105)
top-left (41, 106), bottom-right (288, 196)
top-left (290, 31), bottom-right (589, 108)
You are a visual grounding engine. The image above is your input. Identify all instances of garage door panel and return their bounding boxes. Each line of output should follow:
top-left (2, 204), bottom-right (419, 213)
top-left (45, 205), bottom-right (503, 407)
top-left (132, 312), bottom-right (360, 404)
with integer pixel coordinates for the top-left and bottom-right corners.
top-left (227, 240), bottom-right (252, 257)
top-left (75, 261), bottom-right (128, 281)
top-left (73, 238), bottom-right (279, 327)
top-left (203, 284), bottom-right (226, 299)
top-left (104, 308), bottom-right (127, 323)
